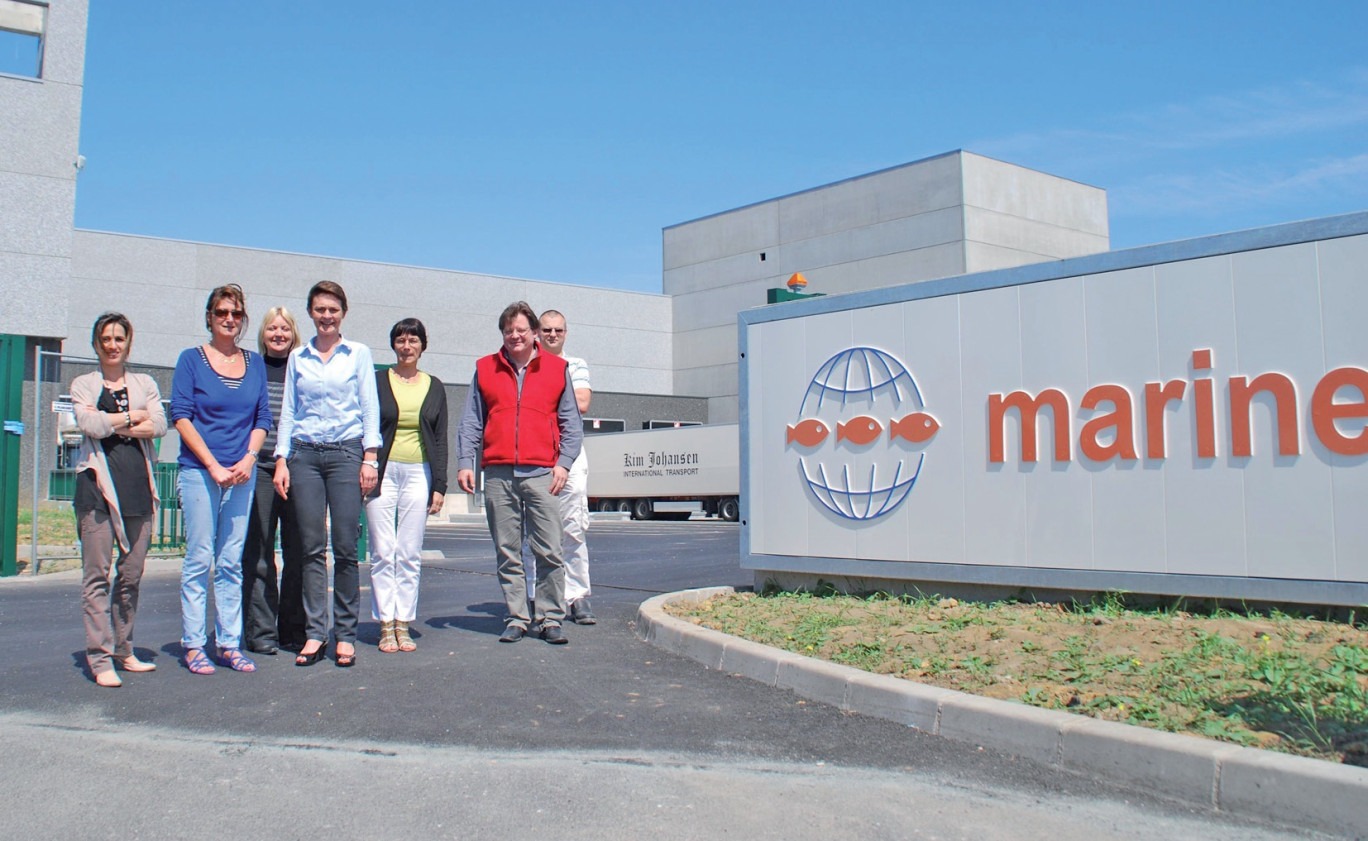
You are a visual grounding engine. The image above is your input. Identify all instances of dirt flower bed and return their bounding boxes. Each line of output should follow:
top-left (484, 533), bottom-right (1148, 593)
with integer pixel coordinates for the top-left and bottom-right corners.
top-left (665, 590), bottom-right (1368, 765)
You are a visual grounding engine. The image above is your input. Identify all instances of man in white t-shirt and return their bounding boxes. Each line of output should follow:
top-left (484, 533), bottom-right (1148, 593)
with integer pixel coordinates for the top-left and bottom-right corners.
top-left (538, 310), bottom-right (596, 624)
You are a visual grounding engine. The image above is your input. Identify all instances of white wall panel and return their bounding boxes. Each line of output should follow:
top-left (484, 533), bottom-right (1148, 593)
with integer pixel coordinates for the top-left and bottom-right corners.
top-left (900, 295), bottom-right (967, 564)
top-left (1084, 267), bottom-right (1166, 573)
top-left (959, 285), bottom-right (1027, 566)
top-left (1315, 234), bottom-right (1368, 581)
top-left (1152, 255), bottom-right (1246, 576)
top-left (1229, 244), bottom-right (1336, 579)
top-left (1019, 277), bottom-right (1093, 569)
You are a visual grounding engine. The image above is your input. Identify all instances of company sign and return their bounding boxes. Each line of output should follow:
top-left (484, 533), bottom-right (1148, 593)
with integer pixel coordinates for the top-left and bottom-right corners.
top-left (743, 221), bottom-right (1368, 604)
top-left (785, 347), bottom-right (938, 520)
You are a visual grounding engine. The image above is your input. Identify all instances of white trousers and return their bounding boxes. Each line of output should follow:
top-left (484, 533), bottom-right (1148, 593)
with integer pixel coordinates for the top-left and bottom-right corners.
top-left (365, 460), bottom-right (430, 622)
top-left (561, 449), bottom-right (591, 602)
top-left (524, 449), bottom-right (591, 602)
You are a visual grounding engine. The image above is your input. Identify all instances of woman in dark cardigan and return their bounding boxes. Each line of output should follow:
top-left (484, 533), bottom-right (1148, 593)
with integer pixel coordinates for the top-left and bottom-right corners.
top-left (364, 318), bottom-right (448, 653)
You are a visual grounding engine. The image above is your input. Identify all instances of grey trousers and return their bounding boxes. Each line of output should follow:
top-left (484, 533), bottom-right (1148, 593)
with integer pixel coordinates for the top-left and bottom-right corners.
top-left (483, 466), bottom-right (566, 629)
top-left (289, 440), bottom-right (363, 644)
top-left (78, 509), bottom-right (152, 675)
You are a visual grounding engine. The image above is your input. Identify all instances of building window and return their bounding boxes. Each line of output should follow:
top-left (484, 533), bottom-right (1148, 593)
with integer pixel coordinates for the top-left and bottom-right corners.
top-left (0, 0), bottom-right (45, 79)
top-left (584, 417), bottom-right (626, 435)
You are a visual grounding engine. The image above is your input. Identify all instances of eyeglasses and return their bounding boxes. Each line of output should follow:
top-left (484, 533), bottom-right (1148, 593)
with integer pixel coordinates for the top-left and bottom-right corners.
top-left (541, 328), bottom-right (565, 334)
top-left (212, 308), bottom-right (245, 320)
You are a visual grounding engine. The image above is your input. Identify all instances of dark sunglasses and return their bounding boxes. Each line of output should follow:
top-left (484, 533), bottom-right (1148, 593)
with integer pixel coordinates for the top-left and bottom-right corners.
top-left (213, 308), bottom-right (245, 319)
top-left (541, 327), bottom-right (565, 334)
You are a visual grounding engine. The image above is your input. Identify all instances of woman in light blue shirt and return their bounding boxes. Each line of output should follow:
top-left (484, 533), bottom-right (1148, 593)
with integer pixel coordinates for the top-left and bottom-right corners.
top-left (273, 281), bottom-right (380, 668)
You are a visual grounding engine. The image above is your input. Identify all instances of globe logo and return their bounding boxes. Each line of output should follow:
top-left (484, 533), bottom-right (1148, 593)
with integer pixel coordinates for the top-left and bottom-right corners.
top-left (786, 347), bottom-right (938, 521)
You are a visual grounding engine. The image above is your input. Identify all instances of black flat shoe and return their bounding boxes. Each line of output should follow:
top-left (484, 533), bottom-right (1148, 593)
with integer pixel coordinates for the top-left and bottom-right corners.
top-left (295, 642), bottom-right (326, 667)
top-left (499, 625), bottom-right (526, 643)
top-left (569, 599), bottom-right (597, 625)
top-left (541, 624), bottom-right (568, 645)
top-left (248, 642), bottom-right (279, 656)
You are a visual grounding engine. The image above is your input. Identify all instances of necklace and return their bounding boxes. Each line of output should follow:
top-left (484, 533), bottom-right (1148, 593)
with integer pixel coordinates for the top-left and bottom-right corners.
top-left (393, 368), bottom-right (422, 383)
top-left (207, 344), bottom-right (241, 364)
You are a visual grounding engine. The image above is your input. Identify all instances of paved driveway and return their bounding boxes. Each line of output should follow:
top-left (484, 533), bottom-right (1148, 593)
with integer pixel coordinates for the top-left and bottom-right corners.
top-left (0, 521), bottom-right (1338, 839)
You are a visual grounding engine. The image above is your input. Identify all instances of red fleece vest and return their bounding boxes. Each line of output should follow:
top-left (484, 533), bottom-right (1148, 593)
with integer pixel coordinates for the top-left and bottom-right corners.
top-left (475, 349), bottom-right (568, 467)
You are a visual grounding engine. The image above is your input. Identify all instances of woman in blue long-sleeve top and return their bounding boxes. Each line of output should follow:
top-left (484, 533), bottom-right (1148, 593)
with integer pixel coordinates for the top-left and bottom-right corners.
top-left (170, 283), bottom-right (272, 676)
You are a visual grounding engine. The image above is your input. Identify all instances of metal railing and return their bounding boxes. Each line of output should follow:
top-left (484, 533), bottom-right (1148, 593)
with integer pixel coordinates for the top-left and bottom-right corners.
top-left (29, 351), bottom-right (186, 572)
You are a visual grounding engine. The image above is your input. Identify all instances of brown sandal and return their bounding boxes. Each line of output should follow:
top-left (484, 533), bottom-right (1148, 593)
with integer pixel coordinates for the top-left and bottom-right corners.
top-left (395, 621), bottom-right (417, 652)
top-left (377, 620), bottom-right (398, 653)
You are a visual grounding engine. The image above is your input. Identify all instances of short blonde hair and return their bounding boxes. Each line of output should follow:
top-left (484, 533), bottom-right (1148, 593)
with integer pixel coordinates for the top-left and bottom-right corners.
top-left (257, 306), bottom-right (302, 355)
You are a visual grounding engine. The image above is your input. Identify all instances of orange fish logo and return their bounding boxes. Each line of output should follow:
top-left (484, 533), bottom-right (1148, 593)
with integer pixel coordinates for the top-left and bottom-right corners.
top-left (786, 419), bottom-right (830, 447)
top-left (836, 415), bottom-right (882, 446)
top-left (889, 412), bottom-right (940, 443)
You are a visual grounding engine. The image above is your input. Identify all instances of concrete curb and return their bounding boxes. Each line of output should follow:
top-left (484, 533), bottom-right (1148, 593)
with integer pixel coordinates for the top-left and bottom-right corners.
top-left (637, 587), bottom-right (1368, 837)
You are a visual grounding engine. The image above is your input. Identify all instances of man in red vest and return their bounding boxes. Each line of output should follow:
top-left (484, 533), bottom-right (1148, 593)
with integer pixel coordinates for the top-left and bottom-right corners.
top-left (457, 302), bottom-right (583, 644)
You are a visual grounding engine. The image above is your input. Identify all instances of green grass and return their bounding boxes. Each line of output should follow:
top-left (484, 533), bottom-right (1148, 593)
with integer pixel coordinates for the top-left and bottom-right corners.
top-left (16, 503), bottom-right (78, 547)
top-left (668, 590), bottom-right (1368, 765)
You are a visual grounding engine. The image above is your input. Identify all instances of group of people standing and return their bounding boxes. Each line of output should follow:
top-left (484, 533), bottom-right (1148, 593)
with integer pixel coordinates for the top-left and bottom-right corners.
top-left (74, 279), bottom-right (542, 686)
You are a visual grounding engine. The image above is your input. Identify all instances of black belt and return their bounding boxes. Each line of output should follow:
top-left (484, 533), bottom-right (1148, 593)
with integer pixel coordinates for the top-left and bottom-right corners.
top-left (291, 437), bottom-right (362, 452)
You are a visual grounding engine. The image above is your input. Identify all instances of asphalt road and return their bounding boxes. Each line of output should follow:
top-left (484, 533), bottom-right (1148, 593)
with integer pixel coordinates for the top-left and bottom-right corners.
top-left (0, 519), bottom-right (1345, 840)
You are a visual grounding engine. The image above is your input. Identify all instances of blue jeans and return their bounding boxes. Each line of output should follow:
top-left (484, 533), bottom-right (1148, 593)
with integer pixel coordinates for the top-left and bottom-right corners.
top-left (179, 467), bottom-right (255, 650)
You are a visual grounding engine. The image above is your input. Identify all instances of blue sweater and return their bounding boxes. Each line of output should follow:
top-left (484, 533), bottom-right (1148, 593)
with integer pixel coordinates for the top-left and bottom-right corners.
top-left (171, 347), bottom-right (273, 471)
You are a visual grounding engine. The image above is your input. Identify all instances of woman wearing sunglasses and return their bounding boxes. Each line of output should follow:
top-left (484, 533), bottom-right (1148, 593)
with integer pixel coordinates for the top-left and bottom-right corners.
top-left (170, 284), bottom-right (273, 676)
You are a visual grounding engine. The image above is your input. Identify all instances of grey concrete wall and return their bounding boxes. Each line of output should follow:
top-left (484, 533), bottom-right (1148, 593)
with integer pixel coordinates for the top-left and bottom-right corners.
top-left (960, 152), bottom-right (1110, 270)
top-left (68, 231), bottom-right (675, 397)
top-left (0, 0), bottom-right (87, 339)
top-left (663, 151), bottom-right (1110, 421)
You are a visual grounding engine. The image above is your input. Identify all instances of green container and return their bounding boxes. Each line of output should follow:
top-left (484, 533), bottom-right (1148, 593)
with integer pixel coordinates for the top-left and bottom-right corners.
top-left (48, 469), bottom-right (77, 501)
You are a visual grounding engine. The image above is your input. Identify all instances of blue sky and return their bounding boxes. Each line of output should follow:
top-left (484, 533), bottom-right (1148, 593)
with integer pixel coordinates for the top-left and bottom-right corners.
top-left (74, 2), bottom-right (1368, 293)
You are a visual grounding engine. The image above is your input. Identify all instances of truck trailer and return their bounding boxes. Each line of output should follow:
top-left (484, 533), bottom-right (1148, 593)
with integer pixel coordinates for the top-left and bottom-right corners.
top-left (583, 423), bottom-right (740, 521)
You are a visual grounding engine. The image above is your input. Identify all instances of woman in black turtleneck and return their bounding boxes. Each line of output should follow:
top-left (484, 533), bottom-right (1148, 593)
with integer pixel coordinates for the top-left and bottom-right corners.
top-left (240, 306), bottom-right (306, 654)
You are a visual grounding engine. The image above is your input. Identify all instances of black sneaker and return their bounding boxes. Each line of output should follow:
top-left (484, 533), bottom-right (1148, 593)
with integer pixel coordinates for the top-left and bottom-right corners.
top-left (569, 599), bottom-right (598, 625)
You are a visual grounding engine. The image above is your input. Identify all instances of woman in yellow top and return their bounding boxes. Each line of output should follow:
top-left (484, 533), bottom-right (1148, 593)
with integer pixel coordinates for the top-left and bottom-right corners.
top-left (364, 318), bottom-right (448, 652)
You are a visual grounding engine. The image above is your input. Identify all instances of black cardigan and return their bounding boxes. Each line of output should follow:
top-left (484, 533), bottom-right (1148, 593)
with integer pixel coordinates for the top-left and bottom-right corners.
top-left (370, 369), bottom-right (449, 499)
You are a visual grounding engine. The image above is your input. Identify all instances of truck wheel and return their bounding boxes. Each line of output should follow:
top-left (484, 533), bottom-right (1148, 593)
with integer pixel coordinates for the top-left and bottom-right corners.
top-left (631, 498), bottom-right (654, 521)
top-left (719, 497), bottom-right (740, 522)
top-left (616, 499), bottom-right (632, 514)
top-left (597, 499), bottom-right (617, 513)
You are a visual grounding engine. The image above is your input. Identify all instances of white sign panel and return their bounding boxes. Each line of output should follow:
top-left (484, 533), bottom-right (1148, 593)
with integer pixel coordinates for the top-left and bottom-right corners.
top-left (584, 424), bottom-right (738, 498)
top-left (742, 220), bottom-right (1368, 603)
